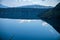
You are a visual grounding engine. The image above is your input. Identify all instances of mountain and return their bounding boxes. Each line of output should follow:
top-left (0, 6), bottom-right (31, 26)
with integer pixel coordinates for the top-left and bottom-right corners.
top-left (0, 5), bottom-right (52, 19)
top-left (0, 4), bottom-right (8, 8)
top-left (39, 3), bottom-right (60, 33)
top-left (19, 5), bottom-right (52, 8)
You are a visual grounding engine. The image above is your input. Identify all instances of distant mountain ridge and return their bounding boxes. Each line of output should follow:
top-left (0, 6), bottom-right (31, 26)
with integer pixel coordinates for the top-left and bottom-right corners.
top-left (0, 4), bottom-right (52, 19)
top-left (0, 4), bottom-right (52, 8)
top-left (16, 5), bottom-right (52, 8)
top-left (0, 4), bottom-right (8, 8)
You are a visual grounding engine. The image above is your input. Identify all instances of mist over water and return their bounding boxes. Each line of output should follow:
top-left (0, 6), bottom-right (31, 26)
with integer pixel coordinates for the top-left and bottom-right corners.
top-left (0, 18), bottom-right (60, 40)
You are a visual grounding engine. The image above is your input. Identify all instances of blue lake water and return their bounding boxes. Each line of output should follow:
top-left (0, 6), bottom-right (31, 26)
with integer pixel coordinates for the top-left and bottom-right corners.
top-left (0, 18), bottom-right (60, 40)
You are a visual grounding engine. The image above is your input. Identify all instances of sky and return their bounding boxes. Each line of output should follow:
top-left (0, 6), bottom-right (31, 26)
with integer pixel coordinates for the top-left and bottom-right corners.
top-left (1, 0), bottom-right (60, 7)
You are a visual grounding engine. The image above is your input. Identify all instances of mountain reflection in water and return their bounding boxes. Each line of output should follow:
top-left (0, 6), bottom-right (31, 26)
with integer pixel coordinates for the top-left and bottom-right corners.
top-left (0, 18), bottom-right (60, 40)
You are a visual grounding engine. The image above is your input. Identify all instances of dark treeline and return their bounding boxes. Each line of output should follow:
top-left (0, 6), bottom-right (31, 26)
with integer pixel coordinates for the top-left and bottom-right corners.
top-left (0, 8), bottom-right (51, 19)
top-left (39, 3), bottom-right (60, 33)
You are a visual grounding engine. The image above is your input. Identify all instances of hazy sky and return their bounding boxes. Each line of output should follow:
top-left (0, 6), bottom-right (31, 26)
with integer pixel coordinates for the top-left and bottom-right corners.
top-left (1, 0), bottom-right (60, 7)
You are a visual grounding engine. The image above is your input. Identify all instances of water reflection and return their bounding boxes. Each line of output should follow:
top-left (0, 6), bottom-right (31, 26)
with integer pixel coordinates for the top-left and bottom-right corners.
top-left (0, 18), bottom-right (60, 40)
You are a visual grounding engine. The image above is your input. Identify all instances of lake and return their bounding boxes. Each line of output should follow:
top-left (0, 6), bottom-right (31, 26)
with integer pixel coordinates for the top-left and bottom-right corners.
top-left (0, 18), bottom-right (60, 40)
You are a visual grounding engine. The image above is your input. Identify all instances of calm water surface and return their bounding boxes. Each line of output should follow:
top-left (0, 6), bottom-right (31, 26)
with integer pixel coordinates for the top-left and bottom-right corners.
top-left (0, 18), bottom-right (60, 40)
